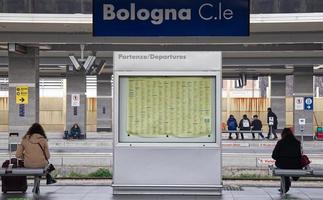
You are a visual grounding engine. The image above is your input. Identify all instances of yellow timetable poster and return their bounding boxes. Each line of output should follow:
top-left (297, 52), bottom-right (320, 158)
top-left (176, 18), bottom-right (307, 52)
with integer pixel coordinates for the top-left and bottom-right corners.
top-left (127, 77), bottom-right (212, 137)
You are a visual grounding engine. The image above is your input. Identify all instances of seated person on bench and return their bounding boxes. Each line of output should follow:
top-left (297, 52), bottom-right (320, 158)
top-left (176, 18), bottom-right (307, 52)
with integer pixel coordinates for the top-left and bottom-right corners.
top-left (69, 123), bottom-right (82, 139)
top-left (16, 123), bottom-right (56, 184)
top-left (272, 128), bottom-right (302, 193)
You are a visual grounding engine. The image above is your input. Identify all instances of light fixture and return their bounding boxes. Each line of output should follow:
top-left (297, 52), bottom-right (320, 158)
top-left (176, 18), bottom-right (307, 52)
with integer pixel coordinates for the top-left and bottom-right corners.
top-left (83, 56), bottom-right (96, 70)
top-left (86, 60), bottom-right (105, 75)
top-left (69, 55), bottom-right (81, 70)
top-left (314, 65), bottom-right (323, 70)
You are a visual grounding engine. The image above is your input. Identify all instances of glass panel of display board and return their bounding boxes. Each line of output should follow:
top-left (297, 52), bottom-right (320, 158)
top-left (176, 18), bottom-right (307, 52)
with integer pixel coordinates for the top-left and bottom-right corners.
top-left (119, 76), bottom-right (216, 143)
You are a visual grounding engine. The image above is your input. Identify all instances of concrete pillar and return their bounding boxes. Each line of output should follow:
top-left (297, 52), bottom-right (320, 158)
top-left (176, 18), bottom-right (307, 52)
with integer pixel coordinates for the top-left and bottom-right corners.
top-left (270, 75), bottom-right (286, 130)
top-left (259, 76), bottom-right (269, 97)
top-left (286, 75), bottom-right (294, 97)
top-left (8, 47), bottom-right (39, 135)
top-left (293, 67), bottom-right (313, 138)
top-left (66, 68), bottom-right (86, 135)
top-left (314, 76), bottom-right (323, 97)
top-left (96, 73), bottom-right (112, 132)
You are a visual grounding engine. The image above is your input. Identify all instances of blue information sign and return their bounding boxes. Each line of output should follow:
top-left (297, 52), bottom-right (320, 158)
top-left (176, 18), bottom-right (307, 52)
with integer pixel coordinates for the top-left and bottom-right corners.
top-left (93, 0), bottom-right (250, 36)
top-left (304, 97), bottom-right (313, 110)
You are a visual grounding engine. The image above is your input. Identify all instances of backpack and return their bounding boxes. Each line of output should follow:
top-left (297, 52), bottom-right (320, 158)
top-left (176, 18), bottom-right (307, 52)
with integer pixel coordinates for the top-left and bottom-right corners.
top-left (242, 119), bottom-right (250, 128)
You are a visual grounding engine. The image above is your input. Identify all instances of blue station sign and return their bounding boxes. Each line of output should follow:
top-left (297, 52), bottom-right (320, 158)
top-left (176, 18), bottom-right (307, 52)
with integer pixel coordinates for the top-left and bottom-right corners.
top-left (93, 0), bottom-right (250, 36)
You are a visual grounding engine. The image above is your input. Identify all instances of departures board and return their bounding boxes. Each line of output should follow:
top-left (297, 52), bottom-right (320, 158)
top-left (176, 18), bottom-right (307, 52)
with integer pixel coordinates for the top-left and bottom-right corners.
top-left (119, 76), bottom-right (216, 143)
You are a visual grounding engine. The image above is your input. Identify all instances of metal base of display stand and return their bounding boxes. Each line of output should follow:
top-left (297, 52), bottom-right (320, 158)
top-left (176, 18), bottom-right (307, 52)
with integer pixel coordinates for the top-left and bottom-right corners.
top-left (112, 184), bottom-right (223, 195)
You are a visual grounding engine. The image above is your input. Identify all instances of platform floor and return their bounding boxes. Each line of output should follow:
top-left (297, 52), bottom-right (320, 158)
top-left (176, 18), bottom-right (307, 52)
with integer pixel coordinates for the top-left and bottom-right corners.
top-left (1, 185), bottom-right (323, 200)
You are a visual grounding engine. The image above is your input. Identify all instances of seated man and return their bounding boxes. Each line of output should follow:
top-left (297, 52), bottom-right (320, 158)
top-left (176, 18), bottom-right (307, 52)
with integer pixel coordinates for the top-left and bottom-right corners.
top-left (69, 123), bottom-right (82, 139)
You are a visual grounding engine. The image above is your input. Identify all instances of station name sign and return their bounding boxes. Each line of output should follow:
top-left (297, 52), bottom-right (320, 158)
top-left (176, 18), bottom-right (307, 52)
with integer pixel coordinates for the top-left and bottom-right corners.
top-left (93, 0), bottom-right (250, 36)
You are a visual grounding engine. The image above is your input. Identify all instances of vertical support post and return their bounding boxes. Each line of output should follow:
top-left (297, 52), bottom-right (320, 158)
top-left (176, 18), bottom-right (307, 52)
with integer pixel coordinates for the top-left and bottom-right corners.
top-left (97, 73), bottom-right (112, 132)
top-left (270, 75), bottom-right (286, 130)
top-left (293, 67), bottom-right (313, 139)
top-left (8, 47), bottom-right (39, 135)
top-left (66, 68), bottom-right (87, 135)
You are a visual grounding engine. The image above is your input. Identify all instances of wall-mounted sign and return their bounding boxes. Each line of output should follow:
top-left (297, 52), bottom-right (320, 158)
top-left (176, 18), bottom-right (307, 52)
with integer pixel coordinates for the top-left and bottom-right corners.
top-left (16, 86), bottom-right (28, 104)
top-left (19, 104), bottom-right (25, 117)
top-left (304, 96), bottom-right (313, 110)
top-left (71, 94), bottom-right (80, 107)
top-left (295, 97), bottom-right (304, 110)
top-left (93, 0), bottom-right (250, 36)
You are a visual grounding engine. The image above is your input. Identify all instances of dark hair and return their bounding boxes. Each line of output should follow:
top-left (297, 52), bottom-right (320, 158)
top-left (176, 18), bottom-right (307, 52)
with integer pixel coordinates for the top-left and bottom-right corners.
top-left (267, 107), bottom-right (272, 112)
top-left (243, 114), bottom-right (247, 118)
top-left (24, 123), bottom-right (47, 139)
top-left (253, 115), bottom-right (258, 118)
top-left (281, 128), bottom-right (296, 141)
top-left (229, 115), bottom-right (234, 118)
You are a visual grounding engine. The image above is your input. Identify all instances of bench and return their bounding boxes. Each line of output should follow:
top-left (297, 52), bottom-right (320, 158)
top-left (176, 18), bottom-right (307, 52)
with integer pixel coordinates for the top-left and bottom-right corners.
top-left (222, 130), bottom-right (266, 139)
top-left (0, 167), bottom-right (48, 198)
top-left (269, 165), bottom-right (323, 197)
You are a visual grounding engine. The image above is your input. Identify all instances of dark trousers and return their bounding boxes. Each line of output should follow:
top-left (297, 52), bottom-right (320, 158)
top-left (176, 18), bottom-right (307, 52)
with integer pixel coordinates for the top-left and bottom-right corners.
top-left (229, 132), bottom-right (238, 139)
top-left (283, 176), bottom-right (299, 193)
top-left (252, 131), bottom-right (264, 139)
top-left (267, 126), bottom-right (277, 138)
top-left (284, 176), bottom-right (291, 192)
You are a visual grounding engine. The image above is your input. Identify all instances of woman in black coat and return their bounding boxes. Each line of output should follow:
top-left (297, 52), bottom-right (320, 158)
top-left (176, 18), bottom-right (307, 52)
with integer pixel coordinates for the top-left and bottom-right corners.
top-left (272, 128), bottom-right (302, 193)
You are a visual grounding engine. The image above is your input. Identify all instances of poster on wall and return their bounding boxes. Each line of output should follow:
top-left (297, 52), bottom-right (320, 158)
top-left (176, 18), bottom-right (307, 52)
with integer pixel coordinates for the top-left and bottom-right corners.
top-left (71, 94), bottom-right (80, 107)
top-left (295, 97), bottom-right (304, 110)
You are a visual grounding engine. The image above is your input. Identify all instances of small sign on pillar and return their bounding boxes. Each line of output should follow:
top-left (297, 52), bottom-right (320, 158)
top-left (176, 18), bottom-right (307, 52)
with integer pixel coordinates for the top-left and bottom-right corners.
top-left (295, 97), bottom-right (304, 110)
top-left (304, 97), bottom-right (313, 110)
top-left (19, 104), bottom-right (25, 117)
top-left (71, 94), bottom-right (80, 107)
top-left (16, 86), bottom-right (28, 104)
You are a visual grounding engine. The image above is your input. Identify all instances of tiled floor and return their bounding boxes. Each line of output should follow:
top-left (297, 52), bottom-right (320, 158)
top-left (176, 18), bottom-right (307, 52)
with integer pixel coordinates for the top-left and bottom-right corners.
top-left (1, 186), bottom-right (323, 200)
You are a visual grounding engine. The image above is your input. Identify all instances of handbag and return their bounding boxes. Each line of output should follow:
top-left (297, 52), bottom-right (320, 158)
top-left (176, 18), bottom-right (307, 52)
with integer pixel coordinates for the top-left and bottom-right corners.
top-left (37, 143), bottom-right (55, 172)
top-left (300, 154), bottom-right (311, 168)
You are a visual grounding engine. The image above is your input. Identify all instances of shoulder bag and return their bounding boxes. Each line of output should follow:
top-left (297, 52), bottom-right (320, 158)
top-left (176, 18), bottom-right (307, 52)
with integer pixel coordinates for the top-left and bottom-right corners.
top-left (37, 143), bottom-right (55, 172)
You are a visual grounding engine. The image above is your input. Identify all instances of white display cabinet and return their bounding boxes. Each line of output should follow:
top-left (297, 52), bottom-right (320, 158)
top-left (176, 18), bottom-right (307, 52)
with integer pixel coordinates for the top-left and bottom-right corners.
top-left (112, 51), bottom-right (222, 195)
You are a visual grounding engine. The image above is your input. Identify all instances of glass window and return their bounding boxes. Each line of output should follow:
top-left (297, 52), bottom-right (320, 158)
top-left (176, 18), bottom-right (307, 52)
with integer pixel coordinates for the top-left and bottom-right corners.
top-left (82, 0), bottom-right (92, 14)
top-left (278, 0), bottom-right (302, 13)
top-left (0, 0), bottom-right (3, 13)
top-left (251, 0), bottom-right (275, 14)
top-left (3, 0), bottom-right (29, 13)
top-left (33, 0), bottom-right (56, 13)
top-left (118, 76), bottom-right (216, 143)
top-left (306, 0), bottom-right (323, 12)
top-left (55, 0), bottom-right (81, 14)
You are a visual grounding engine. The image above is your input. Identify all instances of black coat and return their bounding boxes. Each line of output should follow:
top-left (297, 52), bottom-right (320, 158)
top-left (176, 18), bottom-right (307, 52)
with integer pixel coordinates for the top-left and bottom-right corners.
top-left (251, 119), bottom-right (262, 131)
top-left (272, 136), bottom-right (302, 169)
top-left (267, 111), bottom-right (278, 129)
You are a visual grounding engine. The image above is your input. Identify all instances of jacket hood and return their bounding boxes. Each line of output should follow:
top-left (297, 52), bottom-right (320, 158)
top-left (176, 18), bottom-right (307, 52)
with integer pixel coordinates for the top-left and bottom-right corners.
top-left (26, 133), bottom-right (46, 144)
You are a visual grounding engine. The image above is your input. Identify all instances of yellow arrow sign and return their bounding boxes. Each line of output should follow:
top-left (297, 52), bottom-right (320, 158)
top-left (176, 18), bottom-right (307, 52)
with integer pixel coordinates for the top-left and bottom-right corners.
top-left (16, 86), bottom-right (28, 104)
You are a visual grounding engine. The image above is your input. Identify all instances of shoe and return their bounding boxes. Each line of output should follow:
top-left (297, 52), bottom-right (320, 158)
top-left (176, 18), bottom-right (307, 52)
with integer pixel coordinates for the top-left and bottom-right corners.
top-left (229, 136), bottom-right (233, 140)
top-left (47, 164), bottom-right (55, 173)
top-left (278, 188), bottom-right (289, 193)
top-left (273, 137), bottom-right (278, 140)
top-left (46, 174), bottom-right (57, 185)
top-left (265, 137), bottom-right (270, 139)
